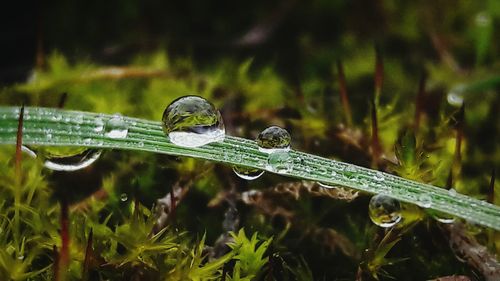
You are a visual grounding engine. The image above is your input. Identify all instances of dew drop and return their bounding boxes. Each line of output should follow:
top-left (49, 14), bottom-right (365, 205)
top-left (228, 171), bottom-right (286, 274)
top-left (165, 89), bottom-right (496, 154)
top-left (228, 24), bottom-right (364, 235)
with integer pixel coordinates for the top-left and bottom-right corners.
top-left (417, 194), bottom-right (432, 208)
top-left (266, 151), bottom-right (293, 174)
top-left (447, 84), bottom-right (466, 107)
top-left (105, 114), bottom-right (128, 139)
top-left (162, 95), bottom-right (225, 148)
top-left (318, 182), bottom-right (337, 189)
top-left (429, 210), bottom-right (455, 224)
top-left (94, 118), bottom-right (105, 133)
top-left (256, 126), bottom-right (291, 153)
top-left (17, 255), bottom-right (24, 260)
top-left (373, 171), bottom-right (385, 182)
top-left (232, 166), bottom-right (265, 180)
top-left (448, 188), bottom-right (457, 196)
top-left (369, 194), bottom-right (402, 228)
top-left (120, 193), bottom-right (128, 202)
top-left (43, 149), bottom-right (102, 172)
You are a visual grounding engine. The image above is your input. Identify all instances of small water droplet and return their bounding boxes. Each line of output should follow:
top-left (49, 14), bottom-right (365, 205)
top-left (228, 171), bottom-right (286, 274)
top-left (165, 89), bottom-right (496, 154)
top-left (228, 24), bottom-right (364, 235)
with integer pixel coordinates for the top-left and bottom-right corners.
top-left (138, 141), bottom-right (144, 147)
top-left (417, 194), bottom-right (432, 208)
top-left (120, 193), bottom-right (128, 201)
top-left (447, 84), bottom-right (466, 107)
top-left (256, 126), bottom-right (291, 153)
top-left (17, 255), bottom-right (24, 260)
top-left (94, 118), bottom-right (104, 132)
top-left (373, 171), bottom-right (385, 182)
top-left (266, 151), bottom-right (292, 174)
top-left (43, 149), bottom-right (102, 172)
top-left (429, 210), bottom-right (455, 224)
top-left (318, 182), bottom-right (337, 189)
top-left (475, 12), bottom-right (491, 27)
top-left (233, 166), bottom-right (264, 180)
top-left (448, 188), bottom-right (457, 196)
top-left (162, 95), bottom-right (225, 147)
top-left (369, 194), bottom-right (402, 228)
top-left (105, 114), bottom-right (128, 139)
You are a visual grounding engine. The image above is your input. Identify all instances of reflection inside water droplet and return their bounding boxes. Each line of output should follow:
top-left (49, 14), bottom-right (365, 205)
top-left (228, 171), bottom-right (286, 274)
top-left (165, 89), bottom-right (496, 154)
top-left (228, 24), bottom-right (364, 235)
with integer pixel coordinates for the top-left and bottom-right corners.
top-left (43, 149), bottom-right (102, 172)
top-left (232, 166), bottom-right (264, 180)
top-left (162, 95), bottom-right (225, 148)
top-left (266, 151), bottom-right (292, 174)
top-left (256, 126), bottom-right (291, 153)
top-left (417, 194), bottom-right (432, 208)
top-left (105, 114), bottom-right (128, 139)
top-left (369, 194), bottom-right (402, 228)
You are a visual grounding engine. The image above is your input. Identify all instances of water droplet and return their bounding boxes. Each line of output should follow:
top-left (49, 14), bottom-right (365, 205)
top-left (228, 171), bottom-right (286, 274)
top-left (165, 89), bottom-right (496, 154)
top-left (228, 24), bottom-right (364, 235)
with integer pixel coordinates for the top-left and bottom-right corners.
top-left (94, 118), bottom-right (105, 133)
top-left (105, 114), bottom-right (128, 139)
top-left (256, 126), bottom-right (291, 153)
top-left (448, 188), bottom-right (457, 196)
top-left (162, 95), bottom-right (225, 147)
top-left (447, 84), bottom-right (466, 107)
top-left (233, 166), bottom-right (264, 180)
top-left (21, 145), bottom-right (37, 158)
top-left (369, 194), bottom-right (402, 228)
top-left (318, 182), bottom-right (337, 189)
top-left (17, 255), bottom-right (24, 260)
top-left (120, 193), bottom-right (128, 201)
top-left (429, 210), bottom-right (455, 224)
top-left (43, 149), bottom-right (102, 172)
top-left (475, 12), bottom-right (491, 27)
top-left (373, 171), bottom-right (385, 182)
top-left (138, 141), bottom-right (144, 147)
top-left (417, 194), bottom-right (432, 208)
top-left (266, 151), bottom-right (292, 174)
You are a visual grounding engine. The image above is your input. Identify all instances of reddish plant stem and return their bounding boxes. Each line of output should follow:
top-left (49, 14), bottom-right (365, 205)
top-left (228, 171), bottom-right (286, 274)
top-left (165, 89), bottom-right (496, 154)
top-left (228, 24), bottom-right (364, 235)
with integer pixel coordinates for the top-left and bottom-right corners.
top-left (58, 199), bottom-right (70, 281)
top-left (82, 228), bottom-right (93, 281)
top-left (15, 105), bottom-right (24, 181)
top-left (488, 169), bottom-right (496, 204)
top-left (414, 73), bottom-right (427, 134)
top-left (370, 99), bottom-right (382, 168)
top-left (336, 60), bottom-right (352, 126)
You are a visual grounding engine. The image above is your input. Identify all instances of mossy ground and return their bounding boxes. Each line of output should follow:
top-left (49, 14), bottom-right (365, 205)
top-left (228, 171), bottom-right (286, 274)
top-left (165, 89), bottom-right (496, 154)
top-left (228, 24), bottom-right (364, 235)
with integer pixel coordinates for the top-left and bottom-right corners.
top-left (1, 1), bottom-right (500, 280)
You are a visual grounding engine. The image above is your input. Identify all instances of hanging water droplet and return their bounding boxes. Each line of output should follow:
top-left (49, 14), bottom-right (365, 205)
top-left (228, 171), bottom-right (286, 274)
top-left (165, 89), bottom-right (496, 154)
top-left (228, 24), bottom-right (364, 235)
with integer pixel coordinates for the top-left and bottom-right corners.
top-left (266, 151), bottom-right (293, 174)
top-left (232, 166), bottom-right (264, 180)
top-left (256, 126), bottom-right (291, 153)
top-left (429, 210), bottom-right (455, 224)
top-left (417, 194), bottom-right (432, 208)
top-left (105, 114), bottom-right (128, 139)
top-left (318, 182), bottom-right (337, 189)
top-left (17, 255), bottom-right (24, 260)
top-left (21, 145), bottom-right (37, 158)
top-left (120, 193), bottom-right (128, 202)
top-left (162, 95), bottom-right (225, 147)
top-left (43, 149), bottom-right (102, 172)
top-left (369, 194), bottom-right (402, 228)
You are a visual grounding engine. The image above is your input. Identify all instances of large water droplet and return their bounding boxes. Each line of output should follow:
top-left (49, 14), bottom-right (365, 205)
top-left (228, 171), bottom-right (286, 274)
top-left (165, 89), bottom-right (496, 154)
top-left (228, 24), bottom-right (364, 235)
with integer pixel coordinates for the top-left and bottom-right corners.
top-left (105, 114), bottom-right (128, 139)
top-left (417, 194), bottom-right (432, 208)
top-left (266, 151), bottom-right (293, 174)
top-left (256, 126), bottom-right (291, 153)
top-left (162, 95), bottom-right (225, 148)
top-left (369, 194), bottom-right (402, 228)
top-left (232, 166), bottom-right (264, 180)
top-left (43, 149), bottom-right (102, 172)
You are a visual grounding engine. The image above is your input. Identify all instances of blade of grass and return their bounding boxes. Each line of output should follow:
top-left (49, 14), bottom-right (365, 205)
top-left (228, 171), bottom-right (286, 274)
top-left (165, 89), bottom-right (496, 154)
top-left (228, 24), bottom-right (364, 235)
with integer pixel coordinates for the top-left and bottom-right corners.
top-left (0, 106), bottom-right (499, 230)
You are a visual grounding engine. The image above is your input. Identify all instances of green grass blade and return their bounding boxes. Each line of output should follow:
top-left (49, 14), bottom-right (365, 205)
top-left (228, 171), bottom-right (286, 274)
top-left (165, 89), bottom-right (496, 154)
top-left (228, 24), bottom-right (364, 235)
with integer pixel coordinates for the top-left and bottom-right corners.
top-left (0, 106), bottom-right (499, 230)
